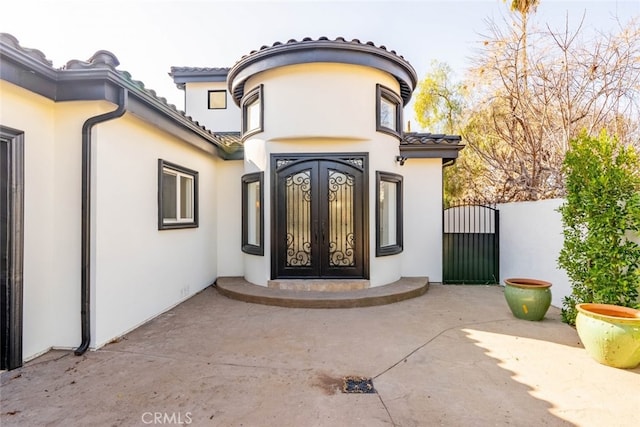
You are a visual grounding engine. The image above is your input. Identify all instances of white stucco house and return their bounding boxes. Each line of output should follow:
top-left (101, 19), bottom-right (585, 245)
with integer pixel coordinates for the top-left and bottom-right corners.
top-left (0, 34), bottom-right (463, 370)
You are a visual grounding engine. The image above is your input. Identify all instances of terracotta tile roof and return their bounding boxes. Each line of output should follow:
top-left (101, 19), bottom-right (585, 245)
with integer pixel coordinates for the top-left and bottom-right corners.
top-left (399, 132), bottom-right (464, 163)
top-left (0, 33), bottom-right (52, 66)
top-left (1, 33), bottom-right (242, 158)
top-left (238, 36), bottom-right (410, 63)
top-left (214, 132), bottom-right (242, 146)
top-left (401, 132), bottom-right (462, 146)
top-left (170, 66), bottom-right (229, 73)
top-left (169, 67), bottom-right (229, 88)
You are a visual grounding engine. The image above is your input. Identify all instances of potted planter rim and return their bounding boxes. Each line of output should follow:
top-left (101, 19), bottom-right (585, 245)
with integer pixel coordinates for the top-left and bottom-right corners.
top-left (575, 303), bottom-right (640, 369)
top-left (504, 278), bottom-right (552, 321)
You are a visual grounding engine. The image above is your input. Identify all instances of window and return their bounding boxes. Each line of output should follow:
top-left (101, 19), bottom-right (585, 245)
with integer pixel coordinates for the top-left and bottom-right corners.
top-left (208, 90), bottom-right (227, 109)
top-left (242, 84), bottom-right (263, 137)
top-left (376, 171), bottom-right (403, 256)
top-left (376, 84), bottom-right (402, 138)
top-left (242, 172), bottom-right (264, 255)
top-left (158, 160), bottom-right (198, 229)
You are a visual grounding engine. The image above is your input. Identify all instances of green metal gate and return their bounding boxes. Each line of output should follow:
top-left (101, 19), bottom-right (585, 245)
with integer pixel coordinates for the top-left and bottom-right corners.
top-left (443, 202), bottom-right (499, 284)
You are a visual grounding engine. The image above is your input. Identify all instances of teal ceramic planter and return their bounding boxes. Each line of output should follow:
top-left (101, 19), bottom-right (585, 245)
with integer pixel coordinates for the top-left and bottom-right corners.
top-left (576, 303), bottom-right (640, 369)
top-left (504, 278), bottom-right (552, 321)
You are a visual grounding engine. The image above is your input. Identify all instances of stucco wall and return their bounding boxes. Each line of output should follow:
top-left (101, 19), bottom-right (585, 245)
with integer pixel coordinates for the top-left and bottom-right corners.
top-left (401, 159), bottom-right (443, 281)
top-left (2, 78), bottom-right (230, 359)
top-left (240, 63), bottom-right (441, 286)
top-left (1, 81), bottom-right (58, 360)
top-left (216, 158), bottom-right (244, 277)
top-left (0, 82), bottom-right (117, 359)
top-left (498, 199), bottom-right (570, 307)
top-left (184, 81), bottom-right (240, 132)
top-left (245, 62), bottom-right (399, 141)
top-left (93, 115), bottom-right (219, 348)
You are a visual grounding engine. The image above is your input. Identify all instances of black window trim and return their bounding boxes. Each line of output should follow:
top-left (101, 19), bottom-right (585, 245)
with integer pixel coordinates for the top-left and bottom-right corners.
top-left (376, 84), bottom-right (403, 139)
top-left (241, 84), bottom-right (264, 139)
top-left (242, 171), bottom-right (264, 255)
top-left (376, 171), bottom-right (403, 256)
top-left (158, 159), bottom-right (199, 230)
top-left (207, 89), bottom-right (227, 110)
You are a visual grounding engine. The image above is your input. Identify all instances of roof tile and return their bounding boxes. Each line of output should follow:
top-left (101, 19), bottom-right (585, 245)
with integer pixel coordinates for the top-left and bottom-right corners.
top-left (401, 132), bottom-right (462, 146)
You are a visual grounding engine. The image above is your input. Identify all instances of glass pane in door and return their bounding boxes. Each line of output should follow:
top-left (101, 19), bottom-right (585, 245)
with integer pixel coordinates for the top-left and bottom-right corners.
top-left (327, 169), bottom-right (355, 267)
top-left (285, 170), bottom-right (312, 267)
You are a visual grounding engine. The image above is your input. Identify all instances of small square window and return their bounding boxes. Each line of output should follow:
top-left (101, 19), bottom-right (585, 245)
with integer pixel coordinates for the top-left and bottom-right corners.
top-left (242, 172), bottom-right (264, 255)
top-left (158, 160), bottom-right (199, 230)
top-left (376, 84), bottom-right (402, 138)
top-left (242, 85), bottom-right (264, 138)
top-left (208, 90), bottom-right (227, 109)
top-left (376, 171), bottom-right (403, 256)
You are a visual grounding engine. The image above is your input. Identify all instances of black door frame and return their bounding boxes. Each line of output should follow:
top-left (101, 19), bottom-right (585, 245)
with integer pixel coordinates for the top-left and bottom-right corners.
top-left (1, 125), bottom-right (24, 371)
top-left (271, 153), bottom-right (369, 280)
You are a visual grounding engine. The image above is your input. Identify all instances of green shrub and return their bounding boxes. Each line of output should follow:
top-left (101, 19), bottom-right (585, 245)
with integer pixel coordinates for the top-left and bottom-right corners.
top-left (558, 131), bottom-right (640, 325)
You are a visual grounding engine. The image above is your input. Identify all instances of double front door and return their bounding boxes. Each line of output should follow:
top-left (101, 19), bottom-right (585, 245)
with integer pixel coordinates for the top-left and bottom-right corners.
top-left (272, 155), bottom-right (367, 279)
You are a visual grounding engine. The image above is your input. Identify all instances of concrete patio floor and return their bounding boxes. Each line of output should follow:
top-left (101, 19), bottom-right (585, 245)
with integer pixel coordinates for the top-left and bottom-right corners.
top-left (1, 284), bottom-right (638, 426)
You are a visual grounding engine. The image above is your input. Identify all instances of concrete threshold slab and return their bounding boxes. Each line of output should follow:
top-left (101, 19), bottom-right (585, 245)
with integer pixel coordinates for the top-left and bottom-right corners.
top-left (215, 276), bottom-right (428, 308)
top-left (268, 279), bottom-right (370, 292)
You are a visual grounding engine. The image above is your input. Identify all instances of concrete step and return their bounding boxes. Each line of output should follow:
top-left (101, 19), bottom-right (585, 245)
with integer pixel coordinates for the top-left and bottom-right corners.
top-left (215, 276), bottom-right (429, 308)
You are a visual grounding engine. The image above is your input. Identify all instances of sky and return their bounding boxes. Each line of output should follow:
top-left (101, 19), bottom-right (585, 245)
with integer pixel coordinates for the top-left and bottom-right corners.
top-left (2, 0), bottom-right (639, 115)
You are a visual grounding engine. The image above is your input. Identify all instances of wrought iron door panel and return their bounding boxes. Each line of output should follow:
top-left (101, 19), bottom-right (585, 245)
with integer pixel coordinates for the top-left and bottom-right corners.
top-left (325, 167), bottom-right (356, 269)
top-left (273, 157), bottom-right (365, 279)
top-left (285, 169), bottom-right (313, 267)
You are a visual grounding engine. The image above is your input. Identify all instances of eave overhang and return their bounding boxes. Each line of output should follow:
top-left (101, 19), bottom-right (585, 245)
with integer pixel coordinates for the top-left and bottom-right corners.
top-left (399, 133), bottom-right (464, 165)
top-left (169, 67), bottom-right (230, 89)
top-left (1, 33), bottom-right (241, 160)
top-left (228, 37), bottom-right (418, 107)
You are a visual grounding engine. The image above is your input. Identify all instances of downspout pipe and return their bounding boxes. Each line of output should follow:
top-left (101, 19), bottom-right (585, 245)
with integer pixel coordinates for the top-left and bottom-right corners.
top-left (75, 88), bottom-right (128, 356)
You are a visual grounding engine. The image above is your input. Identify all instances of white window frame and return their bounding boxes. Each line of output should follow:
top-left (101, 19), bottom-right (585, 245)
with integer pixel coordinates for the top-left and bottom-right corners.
top-left (158, 159), bottom-right (199, 230)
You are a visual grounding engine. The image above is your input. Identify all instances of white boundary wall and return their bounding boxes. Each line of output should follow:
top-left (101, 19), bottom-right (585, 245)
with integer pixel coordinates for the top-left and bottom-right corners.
top-left (497, 199), bottom-right (570, 308)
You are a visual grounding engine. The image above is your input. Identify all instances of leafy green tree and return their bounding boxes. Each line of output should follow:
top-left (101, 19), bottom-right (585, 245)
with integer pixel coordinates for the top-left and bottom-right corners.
top-left (413, 61), bottom-right (465, 134)
top-left (413, 61), bottom-right (471, 204)
top-left (558, 131), bottom-right (640, 325)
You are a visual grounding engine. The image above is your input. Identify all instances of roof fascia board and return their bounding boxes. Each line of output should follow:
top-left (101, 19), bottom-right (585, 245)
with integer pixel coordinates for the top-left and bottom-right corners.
top-left (172, 75), bottom-right (227, 84)
top-left (126, 96), bottom-right (219, 156)
top-left (169, 69), bottom-right (229, 89)
top-left (399, 144), bottom-right (464, 160)
top-left (0, 53), bottom-right (58, 99)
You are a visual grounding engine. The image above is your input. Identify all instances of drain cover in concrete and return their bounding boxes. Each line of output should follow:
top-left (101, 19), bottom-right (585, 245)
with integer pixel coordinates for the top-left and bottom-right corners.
top-left (342, 376), bottom-right (375, 393)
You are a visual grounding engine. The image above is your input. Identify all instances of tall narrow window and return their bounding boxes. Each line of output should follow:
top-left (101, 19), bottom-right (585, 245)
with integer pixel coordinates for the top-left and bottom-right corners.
top-left (158, 160), bottom-right (199, 229)
top-left (208, 90), bottom-right (227, 109)
top-left (376, 84), bottom-right (402, 138)
top-left (376, 171), bottom-right (403, 256)
top-left (242, 84), bottom-right (263, 138)
top-left (242, 172), bottom-right (264, 255)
